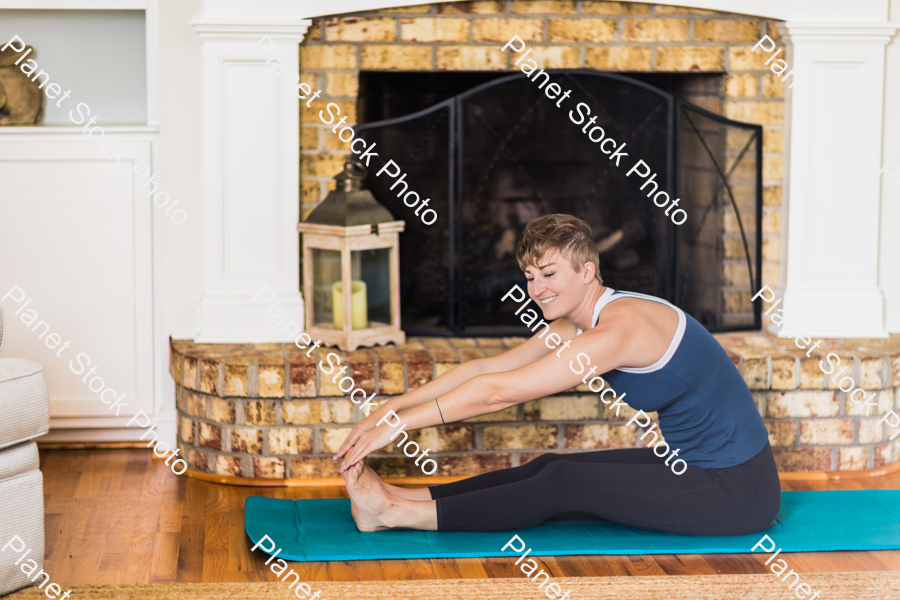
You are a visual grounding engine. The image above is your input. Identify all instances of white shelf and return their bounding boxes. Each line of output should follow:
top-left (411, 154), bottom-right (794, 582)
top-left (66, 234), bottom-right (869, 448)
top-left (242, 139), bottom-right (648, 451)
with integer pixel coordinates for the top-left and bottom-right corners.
top-left (0, 125), bottom-right (158, 134)
top-left (0, 1), bottom-right (144, 9)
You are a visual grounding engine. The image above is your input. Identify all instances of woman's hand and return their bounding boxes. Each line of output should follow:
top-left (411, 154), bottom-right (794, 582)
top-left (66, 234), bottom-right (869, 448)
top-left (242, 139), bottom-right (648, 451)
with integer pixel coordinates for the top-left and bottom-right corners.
top-left (337, 419), bottom-right (398, 473)
top-left (333, 403), bottom-right (393, 464)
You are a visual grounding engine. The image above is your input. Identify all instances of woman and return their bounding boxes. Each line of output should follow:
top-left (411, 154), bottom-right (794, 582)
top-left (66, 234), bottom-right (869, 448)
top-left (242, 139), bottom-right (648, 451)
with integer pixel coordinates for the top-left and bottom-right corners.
top-left (334, 214), bottom-right (780, 535)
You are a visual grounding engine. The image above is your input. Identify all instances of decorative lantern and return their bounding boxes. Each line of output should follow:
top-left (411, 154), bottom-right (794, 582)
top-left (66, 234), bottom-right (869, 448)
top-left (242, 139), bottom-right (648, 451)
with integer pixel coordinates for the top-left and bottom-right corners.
top-left (297, 159), bottom-right (406, 351)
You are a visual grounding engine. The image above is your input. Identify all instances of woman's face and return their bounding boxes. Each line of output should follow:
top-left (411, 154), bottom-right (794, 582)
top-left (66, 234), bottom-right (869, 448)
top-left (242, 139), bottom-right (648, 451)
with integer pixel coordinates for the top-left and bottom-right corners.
top-left (523, 249), bottom-right (592, 321)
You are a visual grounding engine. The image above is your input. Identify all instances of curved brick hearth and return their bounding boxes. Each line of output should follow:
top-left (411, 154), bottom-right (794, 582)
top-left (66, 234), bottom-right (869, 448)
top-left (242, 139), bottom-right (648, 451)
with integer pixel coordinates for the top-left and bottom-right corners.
top-left (169, 334), bottom-right (900, 481)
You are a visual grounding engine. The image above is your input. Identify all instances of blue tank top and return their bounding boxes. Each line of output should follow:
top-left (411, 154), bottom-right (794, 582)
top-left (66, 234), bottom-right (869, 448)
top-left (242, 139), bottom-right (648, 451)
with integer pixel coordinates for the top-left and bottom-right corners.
top-left (578, 288), bottom-right (769, 469)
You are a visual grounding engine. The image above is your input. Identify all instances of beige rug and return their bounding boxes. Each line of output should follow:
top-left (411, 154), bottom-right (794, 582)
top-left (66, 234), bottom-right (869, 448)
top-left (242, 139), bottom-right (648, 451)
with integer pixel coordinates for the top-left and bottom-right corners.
top-left (6, 573), bottom-right (899, 599)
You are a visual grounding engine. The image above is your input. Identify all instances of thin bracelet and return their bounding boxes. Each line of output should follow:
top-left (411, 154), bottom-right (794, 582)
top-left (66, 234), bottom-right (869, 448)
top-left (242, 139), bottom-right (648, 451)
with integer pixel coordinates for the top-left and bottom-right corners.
top-left (435, 398), bottom-right (445, 423)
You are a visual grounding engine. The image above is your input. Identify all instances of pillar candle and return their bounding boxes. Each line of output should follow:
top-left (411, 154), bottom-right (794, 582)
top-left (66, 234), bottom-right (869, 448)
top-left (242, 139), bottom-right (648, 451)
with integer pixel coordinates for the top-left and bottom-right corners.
top-left (332, 280), bottom-right (368, 330)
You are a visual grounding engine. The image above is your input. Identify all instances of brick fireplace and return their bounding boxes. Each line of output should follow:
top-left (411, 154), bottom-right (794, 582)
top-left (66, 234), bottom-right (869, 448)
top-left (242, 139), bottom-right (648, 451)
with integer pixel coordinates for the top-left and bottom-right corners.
top-left (173, 1), bottom-right (900, 482)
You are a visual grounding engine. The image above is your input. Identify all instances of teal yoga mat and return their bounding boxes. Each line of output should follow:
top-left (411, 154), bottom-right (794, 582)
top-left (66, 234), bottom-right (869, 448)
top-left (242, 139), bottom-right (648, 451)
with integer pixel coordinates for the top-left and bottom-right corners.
top-left (244, 490), bottom-right (900, 562)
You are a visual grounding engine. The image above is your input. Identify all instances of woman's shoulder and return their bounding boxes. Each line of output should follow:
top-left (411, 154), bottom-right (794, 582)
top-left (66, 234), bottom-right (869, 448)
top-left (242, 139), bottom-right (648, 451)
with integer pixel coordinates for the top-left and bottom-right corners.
top-left (594, 293), bottom-right (682, 368)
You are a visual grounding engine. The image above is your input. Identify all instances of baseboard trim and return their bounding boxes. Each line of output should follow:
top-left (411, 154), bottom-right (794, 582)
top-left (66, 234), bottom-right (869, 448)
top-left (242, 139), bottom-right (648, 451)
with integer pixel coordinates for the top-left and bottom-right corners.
top-left (38, 441), bottom-right (153, 450)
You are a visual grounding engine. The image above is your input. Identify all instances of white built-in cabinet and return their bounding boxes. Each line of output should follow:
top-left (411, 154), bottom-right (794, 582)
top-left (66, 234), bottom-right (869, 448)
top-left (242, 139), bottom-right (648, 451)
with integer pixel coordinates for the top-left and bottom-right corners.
top-left (0, 3), bottom-right (164, 442)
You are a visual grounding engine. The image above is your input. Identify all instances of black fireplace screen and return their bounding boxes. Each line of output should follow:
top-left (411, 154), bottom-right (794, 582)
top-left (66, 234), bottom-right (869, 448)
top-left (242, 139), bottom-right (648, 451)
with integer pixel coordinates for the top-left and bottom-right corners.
top-left (352, 70), bottom-right (762, 336)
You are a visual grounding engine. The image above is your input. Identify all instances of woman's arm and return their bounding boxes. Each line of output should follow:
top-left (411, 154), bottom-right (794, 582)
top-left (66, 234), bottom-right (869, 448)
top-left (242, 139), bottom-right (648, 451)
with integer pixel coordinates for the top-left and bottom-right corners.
top-left (338, 321), bottom-right (625, 470)
top-left (376, 318), bottom-right (575, 415)
top-left (334, 319), bottom-right (574, 461)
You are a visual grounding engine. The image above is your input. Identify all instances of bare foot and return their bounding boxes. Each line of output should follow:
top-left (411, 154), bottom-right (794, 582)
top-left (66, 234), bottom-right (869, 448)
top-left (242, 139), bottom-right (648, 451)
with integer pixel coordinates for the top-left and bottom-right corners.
top-left (360, 463), bottom-right (432, 502)
top-left (343, 462), bottom-right (400, 532)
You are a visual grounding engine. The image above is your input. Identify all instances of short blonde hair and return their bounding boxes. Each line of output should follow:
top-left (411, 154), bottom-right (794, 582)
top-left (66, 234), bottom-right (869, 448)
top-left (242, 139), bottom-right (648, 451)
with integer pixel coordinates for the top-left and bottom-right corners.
top-left (516, 214), bottom-right (602, 284)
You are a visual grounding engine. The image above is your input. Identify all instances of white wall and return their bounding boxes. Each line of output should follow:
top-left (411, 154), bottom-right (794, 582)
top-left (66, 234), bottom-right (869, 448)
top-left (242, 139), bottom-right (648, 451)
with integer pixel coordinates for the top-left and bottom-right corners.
top-left (152, 0), bottom-right (203, 442)
top-left (157, 0), bottom-right (203, 343)
top-left (0, 9), bottom-right (146, 124)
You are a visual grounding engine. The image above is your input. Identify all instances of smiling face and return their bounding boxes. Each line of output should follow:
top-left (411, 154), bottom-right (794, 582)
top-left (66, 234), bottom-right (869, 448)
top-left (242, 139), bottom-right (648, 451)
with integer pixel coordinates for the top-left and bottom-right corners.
top-left (523, 248), bottom-right (596, 321)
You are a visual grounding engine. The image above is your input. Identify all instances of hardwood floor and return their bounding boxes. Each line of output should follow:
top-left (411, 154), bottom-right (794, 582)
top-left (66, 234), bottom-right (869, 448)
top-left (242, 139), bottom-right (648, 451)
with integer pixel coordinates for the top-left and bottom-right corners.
top-left (38, 448), bottom-right (900, 585)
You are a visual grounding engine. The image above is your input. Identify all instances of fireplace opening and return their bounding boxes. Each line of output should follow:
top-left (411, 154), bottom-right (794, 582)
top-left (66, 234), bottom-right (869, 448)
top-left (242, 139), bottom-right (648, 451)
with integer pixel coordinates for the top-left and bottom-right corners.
top-left (350, 70), bottom-right (762, 337)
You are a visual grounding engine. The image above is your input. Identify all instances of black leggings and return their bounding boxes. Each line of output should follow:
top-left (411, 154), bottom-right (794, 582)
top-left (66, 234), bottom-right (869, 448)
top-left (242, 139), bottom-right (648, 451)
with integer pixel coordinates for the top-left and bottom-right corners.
top-left (429, 442), bottom-right (781, 536)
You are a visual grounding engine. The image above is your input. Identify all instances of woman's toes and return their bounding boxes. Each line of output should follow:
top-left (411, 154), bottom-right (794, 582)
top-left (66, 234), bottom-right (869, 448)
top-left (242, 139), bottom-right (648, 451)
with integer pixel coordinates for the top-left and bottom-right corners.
top-left (342, 462), bottom-right (360, 492)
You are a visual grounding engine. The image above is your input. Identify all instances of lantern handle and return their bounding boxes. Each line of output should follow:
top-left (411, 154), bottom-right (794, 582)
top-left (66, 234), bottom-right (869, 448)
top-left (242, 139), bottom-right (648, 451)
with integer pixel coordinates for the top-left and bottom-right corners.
top-left (337, 158), bottom-right (367, 192)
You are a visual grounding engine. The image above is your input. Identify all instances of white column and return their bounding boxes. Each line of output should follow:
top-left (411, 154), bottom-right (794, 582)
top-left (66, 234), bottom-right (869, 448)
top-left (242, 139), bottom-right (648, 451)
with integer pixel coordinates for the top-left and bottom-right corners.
top-left (191, 16), bottom-right (311, 342)
top-left (880, 3), bottom-right (900, 333)
top-left (778, 23), bottom-right (898, 338)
